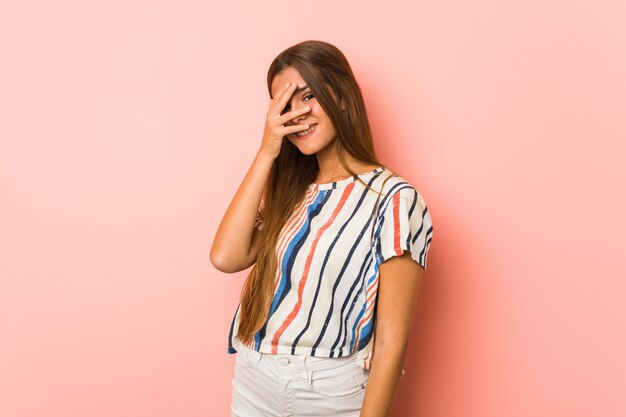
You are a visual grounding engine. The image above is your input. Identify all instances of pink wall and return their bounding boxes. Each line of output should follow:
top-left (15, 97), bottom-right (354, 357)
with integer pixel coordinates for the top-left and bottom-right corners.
top-left (1, 1), bottom-right (624, 416)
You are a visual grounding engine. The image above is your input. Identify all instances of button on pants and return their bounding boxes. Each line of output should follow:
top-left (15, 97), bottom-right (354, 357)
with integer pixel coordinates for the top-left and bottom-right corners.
top-left (231, 340), bottom-right (370, 416)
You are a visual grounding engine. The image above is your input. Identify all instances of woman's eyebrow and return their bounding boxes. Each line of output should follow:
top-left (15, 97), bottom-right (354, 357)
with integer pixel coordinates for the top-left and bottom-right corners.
top-left (293, 84), bottom-right (309, 96)
top-left (282, 85), bottom-right (310, 107)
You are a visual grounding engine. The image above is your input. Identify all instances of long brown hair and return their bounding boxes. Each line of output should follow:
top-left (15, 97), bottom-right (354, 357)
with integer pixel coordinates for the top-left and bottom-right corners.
top-left (237, 40), bottom-right (398, 345)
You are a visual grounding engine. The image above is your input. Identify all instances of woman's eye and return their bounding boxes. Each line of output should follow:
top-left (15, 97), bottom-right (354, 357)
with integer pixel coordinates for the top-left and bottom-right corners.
top-left (282, 94), bottom-right (314, 114)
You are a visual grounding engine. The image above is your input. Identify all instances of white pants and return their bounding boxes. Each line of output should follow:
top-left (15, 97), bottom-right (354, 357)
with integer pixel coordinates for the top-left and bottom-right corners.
top-left (231, 340), bottom-right (370, 417)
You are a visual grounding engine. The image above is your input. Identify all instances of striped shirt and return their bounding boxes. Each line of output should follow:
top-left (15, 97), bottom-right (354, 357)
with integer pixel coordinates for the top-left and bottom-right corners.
top-left (226, 166), bottom-right (434, 370)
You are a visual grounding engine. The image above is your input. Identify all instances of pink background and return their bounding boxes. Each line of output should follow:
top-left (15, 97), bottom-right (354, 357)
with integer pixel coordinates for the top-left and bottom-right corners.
top-left (1, 1), bottom-right (624, 416)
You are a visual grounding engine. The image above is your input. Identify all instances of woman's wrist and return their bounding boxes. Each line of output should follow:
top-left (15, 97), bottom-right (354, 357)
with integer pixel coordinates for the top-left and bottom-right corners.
top-left (255, 148), bottom-right (277, 165)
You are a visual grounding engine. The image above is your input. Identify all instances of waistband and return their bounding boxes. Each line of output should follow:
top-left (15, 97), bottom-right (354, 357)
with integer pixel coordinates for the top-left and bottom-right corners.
top-left (234, 338), bottom-right (359, 372)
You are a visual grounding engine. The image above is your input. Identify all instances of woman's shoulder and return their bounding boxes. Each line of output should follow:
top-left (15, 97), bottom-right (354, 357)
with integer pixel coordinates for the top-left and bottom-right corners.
top-left (374, 166), bottom-right (420, 195)
top-left (371, 167), bottom-right (433, 216)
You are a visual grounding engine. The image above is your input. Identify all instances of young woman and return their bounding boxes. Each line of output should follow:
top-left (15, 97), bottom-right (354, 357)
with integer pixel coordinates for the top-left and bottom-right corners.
top-left (210, 40), bottom-right (434, 417)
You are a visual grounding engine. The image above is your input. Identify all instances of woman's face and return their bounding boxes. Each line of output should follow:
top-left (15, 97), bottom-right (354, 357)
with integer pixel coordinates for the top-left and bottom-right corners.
top-left (270, 67), bottom-right (338, 156)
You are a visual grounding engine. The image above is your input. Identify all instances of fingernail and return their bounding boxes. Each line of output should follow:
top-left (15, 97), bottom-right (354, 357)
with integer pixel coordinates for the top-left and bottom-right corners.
top-left (285, 82), bottom-right (290, 87)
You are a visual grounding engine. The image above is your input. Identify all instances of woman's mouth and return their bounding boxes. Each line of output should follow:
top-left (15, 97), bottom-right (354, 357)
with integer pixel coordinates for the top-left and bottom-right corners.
top-left (294, 123), bottom-right (318, 140)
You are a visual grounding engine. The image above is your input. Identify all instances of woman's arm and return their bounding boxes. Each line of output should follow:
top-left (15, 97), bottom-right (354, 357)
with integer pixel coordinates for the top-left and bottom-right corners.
top-left (210, 82), bottom-right (312, 273)
top-left (209, 151), bottom-right (273, 273)
top-left (360, 250), bottom-right (424, 417)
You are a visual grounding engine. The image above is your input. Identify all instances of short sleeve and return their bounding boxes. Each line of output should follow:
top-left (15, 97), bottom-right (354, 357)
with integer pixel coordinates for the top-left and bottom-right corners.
top-left (373, 185), bottom-right (434, 269)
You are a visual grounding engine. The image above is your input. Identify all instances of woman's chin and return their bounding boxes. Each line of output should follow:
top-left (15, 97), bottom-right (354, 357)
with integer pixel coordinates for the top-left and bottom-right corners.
top-left (287, 135), bottom-right (309, 150)
top-left (291, 143), bottom-right (317, 156)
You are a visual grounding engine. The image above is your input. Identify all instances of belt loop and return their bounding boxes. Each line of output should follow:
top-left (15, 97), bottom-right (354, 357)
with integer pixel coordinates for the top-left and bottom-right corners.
top-left (303, 355), bottom-right (312, 385)
top-left (250, 348), bottom-right (262, 365)
top-left (360, 364), bottom-right (366, 388)
top-left (240, 340), bottom-right (262, 365)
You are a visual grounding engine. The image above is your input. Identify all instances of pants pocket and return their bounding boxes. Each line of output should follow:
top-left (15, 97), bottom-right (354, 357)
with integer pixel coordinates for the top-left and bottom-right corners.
top-left (309, 362), bottom-right (367, 398)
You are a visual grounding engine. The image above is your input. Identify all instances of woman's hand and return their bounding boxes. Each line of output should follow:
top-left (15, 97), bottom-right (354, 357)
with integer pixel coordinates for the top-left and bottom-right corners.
top-left (259, 82), bottom-right (312, 159)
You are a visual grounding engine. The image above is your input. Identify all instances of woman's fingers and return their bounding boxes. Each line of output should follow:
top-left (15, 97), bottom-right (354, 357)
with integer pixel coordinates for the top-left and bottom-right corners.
top-left (269, 82), bottom-right (296, 118)
top-left (276, 105), bottom-right (310, 126)
top-left (278, 82), bottom-right (296, 104)
top-left (259, 82), bottom-right (314, 158)
top-left (281, 122), bottom-right (310, 136)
